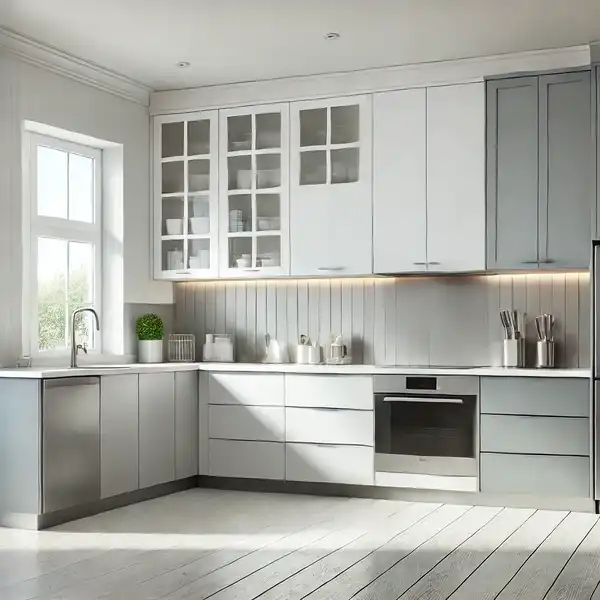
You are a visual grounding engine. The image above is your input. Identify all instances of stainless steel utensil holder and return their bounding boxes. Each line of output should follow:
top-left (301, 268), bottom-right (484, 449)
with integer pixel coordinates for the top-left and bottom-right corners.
top-left (535, 340), bottom-right (555, 368)
top-left (503, 338), bottom-right (525, 368)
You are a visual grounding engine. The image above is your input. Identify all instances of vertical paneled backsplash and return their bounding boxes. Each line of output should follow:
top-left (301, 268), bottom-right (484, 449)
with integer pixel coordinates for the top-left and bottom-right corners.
top-left (175, 273), bottom-right (590, 368)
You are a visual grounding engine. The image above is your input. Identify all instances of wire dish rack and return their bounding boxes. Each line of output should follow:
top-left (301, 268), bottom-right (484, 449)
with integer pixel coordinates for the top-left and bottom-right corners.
top-left (168, 334), bottom-right (196, 362)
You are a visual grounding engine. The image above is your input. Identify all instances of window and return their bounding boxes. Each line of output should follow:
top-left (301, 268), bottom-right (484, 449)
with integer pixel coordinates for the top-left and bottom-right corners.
top-left (25, 134), bottom-right (102, 355)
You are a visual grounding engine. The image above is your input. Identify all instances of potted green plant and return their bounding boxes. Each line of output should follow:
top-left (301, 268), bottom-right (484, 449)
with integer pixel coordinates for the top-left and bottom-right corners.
top-left (136, 313), bottom-right (164, 363)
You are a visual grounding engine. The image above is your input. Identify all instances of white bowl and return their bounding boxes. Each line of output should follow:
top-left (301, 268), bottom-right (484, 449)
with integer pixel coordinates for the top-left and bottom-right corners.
top-left (190, 217), bottom-right (210, 235)
top-left (165, 218), bottom-right (183, 235)
top-left (260, 257), bottom-right (279, 267)
top-left (236, 258), bottom-right (252, 268)
top-left (257, 217), bottom-right (280, 231)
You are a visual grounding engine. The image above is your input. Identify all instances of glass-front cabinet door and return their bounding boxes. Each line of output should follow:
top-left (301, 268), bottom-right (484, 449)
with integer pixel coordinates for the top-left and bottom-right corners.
top-left (154, 111), bottom-right (218, 279)
top-left (219, 104), bottom-right (290, 277)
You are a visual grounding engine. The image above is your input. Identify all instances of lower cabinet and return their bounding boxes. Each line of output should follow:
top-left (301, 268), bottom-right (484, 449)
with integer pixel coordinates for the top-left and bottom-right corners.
top-left (286, 443), bottom-right (374, 485)
top-left (209, 439), bottom-right (285, 480)
top-left (175, 371), bottom-right (199, 479)
top-left (209, 405), bottom-right (285, 442)
top-left (139, 372), bottom-right (175, 488)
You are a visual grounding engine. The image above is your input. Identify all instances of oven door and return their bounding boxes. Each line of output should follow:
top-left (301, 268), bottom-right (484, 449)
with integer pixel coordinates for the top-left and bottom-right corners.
top-left (375, 393), bottom-right (476, 476)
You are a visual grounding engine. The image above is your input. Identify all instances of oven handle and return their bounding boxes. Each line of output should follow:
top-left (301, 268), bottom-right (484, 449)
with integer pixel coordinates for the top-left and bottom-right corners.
top-left (383, 396), bottom-right (464, 404)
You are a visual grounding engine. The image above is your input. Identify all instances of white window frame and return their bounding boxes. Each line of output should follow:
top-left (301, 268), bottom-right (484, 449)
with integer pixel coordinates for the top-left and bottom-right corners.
top-left (23, 133), bottom-right (102, 358)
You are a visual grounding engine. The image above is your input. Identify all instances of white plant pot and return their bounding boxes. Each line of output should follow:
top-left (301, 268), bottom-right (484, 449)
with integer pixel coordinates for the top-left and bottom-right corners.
top-left (138, 339), bottom-right (163, 364)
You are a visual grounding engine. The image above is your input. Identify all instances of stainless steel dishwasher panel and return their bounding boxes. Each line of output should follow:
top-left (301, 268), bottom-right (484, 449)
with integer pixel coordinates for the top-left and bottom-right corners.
top-left (42, 377), bottom-right (100, 513)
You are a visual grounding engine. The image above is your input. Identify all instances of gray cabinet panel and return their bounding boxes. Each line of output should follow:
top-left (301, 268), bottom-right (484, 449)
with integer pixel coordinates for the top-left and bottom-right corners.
top-left (539, 71), bottom-right (593, 268)
top-left (100, 374), bottom-right (139, 499)
top-left (487, 77), bottom-right (539, 269)
top-left (480, 414), bottom-right (589, 456)
top-left (480, 377), bottom-right (589, 417)
top-left (175, 371), bottom-right (199, 479)
top-left (139, 372), bottom-right (175, 488)
top-left (480, 452), bottom-right (590, 497)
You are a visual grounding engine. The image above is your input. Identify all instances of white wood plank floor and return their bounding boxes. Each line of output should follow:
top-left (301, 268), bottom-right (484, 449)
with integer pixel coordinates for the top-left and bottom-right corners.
top-left (0, 489), bottom-right (599, 600)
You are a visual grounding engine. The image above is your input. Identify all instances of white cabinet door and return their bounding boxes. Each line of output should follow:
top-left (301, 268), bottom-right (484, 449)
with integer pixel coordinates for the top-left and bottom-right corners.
top-left (219, 104), bottom-right (290, 278)
top-left (290, 96), bottom-right (373, 276)
top-left (373, 88), bottom-right (427, 273)
top-left (426, 83), bottom-right (486, 272)
top-left (285, 375), bottom-right (373, 410)
top-left (286, 443), bottom-right (374, 485)
top-left (209, 405), bottom-right (285, 442)
top-left (209, 373), bottom-right (285, 406)
top-left (153, 111), bottom-right (219, 280)
top-left (175, 371), bottom-right (199, 479)
top-left (209, 439), bottom-right (285, 480)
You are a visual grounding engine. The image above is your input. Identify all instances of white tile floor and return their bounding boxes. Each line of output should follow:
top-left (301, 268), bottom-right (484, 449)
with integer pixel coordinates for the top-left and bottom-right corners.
top-left (0, 489), bottom-right (599, 599)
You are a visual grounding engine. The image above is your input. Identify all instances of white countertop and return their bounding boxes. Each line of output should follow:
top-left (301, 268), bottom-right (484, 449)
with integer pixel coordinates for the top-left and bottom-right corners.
top-left (0, 362), bottom-right (589, 379)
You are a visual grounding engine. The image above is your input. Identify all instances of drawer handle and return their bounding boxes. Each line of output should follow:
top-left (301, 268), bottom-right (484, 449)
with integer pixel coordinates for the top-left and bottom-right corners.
top-left (383, 396), bottom-right (464, 404)
top-left (317, 267), bottom-right (345, 272)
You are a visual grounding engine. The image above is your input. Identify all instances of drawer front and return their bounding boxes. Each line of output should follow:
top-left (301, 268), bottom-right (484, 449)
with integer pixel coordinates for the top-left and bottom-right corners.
top-left (480, 414), bottom-right (589, 456)
top-left (209, 373), bottom-right (284, 406)
top-left (480, 452), bottom-right (590, 497)
top-left (285, 375), bottom-right (373, 409)
top-left (480, 377), bottom-right (589, 417)
top-left (209, 405), bottom-right (284, 442)
top-left (209, 439), bottom-right (284, 480)
top-left (286, 443), bottom-right (374, 485)
top-left (286, 407), bottom-right (374, 446)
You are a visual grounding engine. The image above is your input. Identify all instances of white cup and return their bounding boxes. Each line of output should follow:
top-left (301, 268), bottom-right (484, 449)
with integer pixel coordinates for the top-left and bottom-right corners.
top-left (165, 218), bottom-right (183, 235)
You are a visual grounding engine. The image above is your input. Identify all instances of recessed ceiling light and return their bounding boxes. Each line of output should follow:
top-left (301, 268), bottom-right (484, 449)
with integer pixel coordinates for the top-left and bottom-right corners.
top-left (324, 32), bottom-right (340, 41)
top-left (177, 61), bottom-right (191, 68)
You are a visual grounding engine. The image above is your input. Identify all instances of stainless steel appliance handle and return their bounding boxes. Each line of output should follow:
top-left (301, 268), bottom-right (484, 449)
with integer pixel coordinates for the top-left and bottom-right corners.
top-left (383, 396), bottom-right (464, 404)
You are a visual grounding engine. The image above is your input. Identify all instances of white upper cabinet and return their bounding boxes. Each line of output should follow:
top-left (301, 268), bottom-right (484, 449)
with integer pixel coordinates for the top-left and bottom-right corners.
top-left (154, 111), bottom-right (219, 280)
top-left (218, 104), bottom-right (290, 278)
top-left (290, 96), bottom-right (373, 276)
top-left (373, 83), bottom-right (485, 274)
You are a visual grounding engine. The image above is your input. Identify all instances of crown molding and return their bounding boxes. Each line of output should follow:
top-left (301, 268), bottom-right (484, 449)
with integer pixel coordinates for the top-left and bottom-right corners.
top-left (151, 44), bottom-right (591, 115)
top-left (0, 26), bottom-right (152, 106)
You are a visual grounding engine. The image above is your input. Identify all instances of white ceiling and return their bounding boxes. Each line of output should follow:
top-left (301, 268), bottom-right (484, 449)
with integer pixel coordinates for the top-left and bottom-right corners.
top-left (2, 0), bottom-right (600, 91)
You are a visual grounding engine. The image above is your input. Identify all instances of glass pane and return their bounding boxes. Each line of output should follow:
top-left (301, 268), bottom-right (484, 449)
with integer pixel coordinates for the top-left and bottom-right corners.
top-left (229, 237), bottom-right (253, 269)
top-left (256, 154), bottom-right (280, 189)
top-left (188, 196), bottom-right (210, 235)
top-left (188, 239), bottom-right (211, 270)
top-left (256, 194), bottom-right (280, 231)
top-left (162, 122), bottom-right (184, 158)
top-left (300, 108), bottom-right (327, 147)
top-left (188, 120), bottom-right (210, 156)
top-left (38, 146), bottom-right (67, 219)
top-left (68, 241), bottom-right (95, 349)
top-left (188, 159), bottom-right (210, 193)
top-left (257, 236), bottom-right (281, 268)
top-left (228, 115), bottom-right (252, 152)
top-left (228, 194), bottom-right (252, 232)
top-left (162, 197), bottom-right (184, 235)
top-left (162, 239), bottom-right (184, 271)
top-left (37, 237), bottom-right (67, 351)
top-left (228, 155), bottom-right (252, 191)
top-left (300, 151), bottom-right (326, 185)
top-left (331, 105), bottom-right (359, 144)
top-left (68, 153), bottom-right (94, 223)
top-left (162, 161), bottom-right (184, 194)
top-left (256, 113), bottom-right (281, 150)
top-left (331, 148), bottom-right (359, 184)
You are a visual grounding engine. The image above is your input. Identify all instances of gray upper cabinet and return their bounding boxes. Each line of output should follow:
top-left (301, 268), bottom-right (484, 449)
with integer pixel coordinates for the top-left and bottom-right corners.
top-left (487, 71), bottom-right (593, 270)
top-left (175, 371), bottom-right (199, 479)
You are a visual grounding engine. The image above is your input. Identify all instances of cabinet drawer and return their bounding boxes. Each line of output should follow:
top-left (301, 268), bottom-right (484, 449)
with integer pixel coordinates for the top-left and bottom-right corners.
top-left (209, 405), bottom-right (284, 442)
top-left (480, 452), bottom-right (590, 497)
top-left (286, 443), bottom-right (374, 485)
top-left (285, 407), bottom-right (373, 446)
top-left (480, 414), bottom-right (589, 456)
top-left (480, 377), bottom-right (589, 417)
top-left (209, 373), bottom-right (284, 406)
top-left (209, 439), bottom-right (284, 480)
top-left (285, 375), bottom-right (373, 409)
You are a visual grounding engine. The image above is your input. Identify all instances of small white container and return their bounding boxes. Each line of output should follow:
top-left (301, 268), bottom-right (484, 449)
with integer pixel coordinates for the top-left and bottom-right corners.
top-left (167, 250), bottom-right (183, 270)
top-left (138, 339), bottom-right (163, 363)
top-left (190, 217), bottom-right (210, 235)
top-left (165, 218), bottom-right (183, 235)
top-left (236, 257), bottom-right (252, 268)
top-left (199, 249), bottom-right (210, 269)
top-left (237, 170), bottom-right (253, 189)
top-left (189, 256), bottom-right (203, 269)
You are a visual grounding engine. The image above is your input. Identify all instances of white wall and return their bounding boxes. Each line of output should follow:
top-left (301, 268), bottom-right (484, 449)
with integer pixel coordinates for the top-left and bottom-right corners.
top-left (0, 50), bottom-right (172, 365)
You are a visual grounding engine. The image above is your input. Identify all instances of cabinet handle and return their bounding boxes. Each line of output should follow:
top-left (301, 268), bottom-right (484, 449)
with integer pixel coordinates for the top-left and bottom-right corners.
top-left (318, 267), bottom-right (345, 272)
top-left (175, 270), bottom-right (191, 275)
top-left (243, 268), bottom-right (260, 272)
top-left (412, 262), bottom-right (427, 266)
top-left (427, 262), bottom-right (441, 266)
top-left (521, 260), bottom-right (539, 265)
top-left (539, 258), bottom-right (556, 264)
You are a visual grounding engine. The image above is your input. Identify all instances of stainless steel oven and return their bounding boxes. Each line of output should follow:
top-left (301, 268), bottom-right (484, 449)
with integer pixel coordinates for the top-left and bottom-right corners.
top-left (374, 375), bottom-right (478, 489)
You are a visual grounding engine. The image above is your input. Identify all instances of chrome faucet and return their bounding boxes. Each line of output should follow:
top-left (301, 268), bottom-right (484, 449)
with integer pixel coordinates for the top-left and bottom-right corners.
top-left (70, 308), bottom-right (100, 368)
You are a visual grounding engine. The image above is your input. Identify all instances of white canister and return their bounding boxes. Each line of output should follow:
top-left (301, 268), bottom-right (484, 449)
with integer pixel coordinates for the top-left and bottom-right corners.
top-left (138, 339), bottom-right (163, 363)
top-left (165, 218), bottom-right (183, 235)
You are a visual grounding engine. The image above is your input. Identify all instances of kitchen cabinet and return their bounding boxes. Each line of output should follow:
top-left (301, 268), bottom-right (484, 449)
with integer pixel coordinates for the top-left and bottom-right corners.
top-left (374, 83), bottom-right (485, 273)
top-left (100, 374), bottom-right (139, 499)
top-left (175, 371), bottom-right (199, 479)
top-left (487, 71), bottom-right (593, 269)
top-left (219, 104), bottom-right (290, 277)
top-left (285, 374), bottom-right (373, 409)
top-left (209, 372), bottom-right (285, 406)
top-left (290, 96), bottom-right (373, 276)
top-left (209, 405), bottom-right (285, 442)
top-left (154, 111), bottom-right (219, 279)
top-left (139, 372), bottom-right (175, 488)
top-left (209, 439), bottom-right (285, 480)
